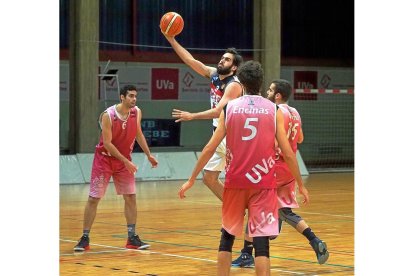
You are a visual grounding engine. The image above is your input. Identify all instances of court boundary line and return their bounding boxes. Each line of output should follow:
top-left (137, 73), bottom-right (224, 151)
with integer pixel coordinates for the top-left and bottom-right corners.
top-left (61, 238), bottom-right (308, 274)
top-left (60, 238), bottom-right (354, 270)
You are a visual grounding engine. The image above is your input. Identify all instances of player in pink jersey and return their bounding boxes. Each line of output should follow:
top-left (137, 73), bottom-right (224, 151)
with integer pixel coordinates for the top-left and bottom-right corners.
top-left (162, 31), bottom-right (243, 201)
top-left (178, 61), bottom-right (306, 276)
top-left (74, 85), bottom-right (158, 252)
top-left (232, 80), bottom-right (329, 267)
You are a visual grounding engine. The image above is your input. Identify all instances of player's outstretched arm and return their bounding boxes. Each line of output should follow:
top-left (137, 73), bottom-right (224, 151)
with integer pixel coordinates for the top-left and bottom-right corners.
top-left (172, 82), bottom-right (242, 122)
top-left (178, 112), bottom-right (226, 198)
top-left (162, 34), bottom-right (216, 78)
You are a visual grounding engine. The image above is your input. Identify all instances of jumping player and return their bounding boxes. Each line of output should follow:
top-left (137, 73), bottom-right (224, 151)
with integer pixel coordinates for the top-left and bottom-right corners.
top-left (161, 31), bottom-right (243, 201)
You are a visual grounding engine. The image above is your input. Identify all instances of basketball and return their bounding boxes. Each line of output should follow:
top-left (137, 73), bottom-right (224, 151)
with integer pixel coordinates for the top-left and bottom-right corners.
top-left (160, 12), bottom-right (184, 36)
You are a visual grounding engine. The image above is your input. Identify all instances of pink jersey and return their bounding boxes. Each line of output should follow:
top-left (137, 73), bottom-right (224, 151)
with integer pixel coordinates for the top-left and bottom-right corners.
top-left (95, 105), bottom-right (138, 159)
top-left (275, 104), bottom-right (302, 161)
top-left (225, 95), bottom-right (277, 189)
top-left (275, 104), bottom-right (302, 189)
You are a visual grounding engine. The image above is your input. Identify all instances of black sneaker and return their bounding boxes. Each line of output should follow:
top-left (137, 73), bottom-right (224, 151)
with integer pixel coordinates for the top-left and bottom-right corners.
top-left (310, 238), bottom-right (329, 264)
top-left (74, 235), bottom-right (90, 251)
top-left (231, 252), bottom-right (255, 268)
top-left (126, 234), bottom-right (150, 250)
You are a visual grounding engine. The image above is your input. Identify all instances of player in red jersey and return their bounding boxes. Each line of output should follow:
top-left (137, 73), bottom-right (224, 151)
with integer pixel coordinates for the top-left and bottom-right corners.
top-left (232, 80), bottom-right (328, 267)
top-left (178, 62), bottom-right (306, 276)
top-left (74, 85), bottom-right (158, 252)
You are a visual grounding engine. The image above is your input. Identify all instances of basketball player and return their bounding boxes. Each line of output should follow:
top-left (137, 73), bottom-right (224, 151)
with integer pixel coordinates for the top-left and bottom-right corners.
top-left (74, 85), bottom-right (158, 252)
top-left (178, 61), bottom-right (306, 276)
top-left (232, 80), bottom-right (329, 267)
top-left (161, 31), bottom-right (243, 201)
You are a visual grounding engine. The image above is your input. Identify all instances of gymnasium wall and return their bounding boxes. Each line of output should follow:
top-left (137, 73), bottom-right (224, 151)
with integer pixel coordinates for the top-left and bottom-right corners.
top-left (289, 93), bottom-right (354, 170)
top-left (60, 61), bottom-right (353, 171)
top-left (59, 151), bottom-right (308, 184)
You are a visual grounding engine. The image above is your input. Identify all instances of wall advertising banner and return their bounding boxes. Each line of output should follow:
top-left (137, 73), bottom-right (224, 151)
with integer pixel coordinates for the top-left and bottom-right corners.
top-left (179, 69), bottom-right (210, 101)
top-left (133, 119), bottom-right (181, 148)
top-left (151, 68), bottom-right (179, 100)
top-left (293, 71), bottom-right (318, 89)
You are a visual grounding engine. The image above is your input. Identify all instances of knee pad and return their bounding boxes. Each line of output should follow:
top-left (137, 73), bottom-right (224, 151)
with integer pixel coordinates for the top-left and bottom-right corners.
top-left (279, 208), bottom-right (302, 228)
top-left (253, 236), bottom-right (269, 257)
top-left (219, 228), bottom-right (235, 252)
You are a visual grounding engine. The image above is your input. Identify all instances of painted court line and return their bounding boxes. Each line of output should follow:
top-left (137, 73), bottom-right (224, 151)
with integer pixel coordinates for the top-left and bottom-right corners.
top-left (61, 238), bottom-right (215, 262)
top-left (60, 239), bottom-right (311, 275)
top-left (269, 268), bottom-right (307, 275)
top-left (61, 249), bottom-right (127, 256)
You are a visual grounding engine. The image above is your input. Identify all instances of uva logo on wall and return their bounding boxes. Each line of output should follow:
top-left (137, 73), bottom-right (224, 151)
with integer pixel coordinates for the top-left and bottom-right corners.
top-left (294, 71), bottom-right (317, 89)
top-left (151, 68), bottom-right (179, 100)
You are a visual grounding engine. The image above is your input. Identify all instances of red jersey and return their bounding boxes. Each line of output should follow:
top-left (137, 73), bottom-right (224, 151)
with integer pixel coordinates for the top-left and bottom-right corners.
top-left (95, 105), bottom-right (138, 159)
top-left (224, 95), bottom-right (277, 189)
top-left (275, 104), bottom-right (302, 161)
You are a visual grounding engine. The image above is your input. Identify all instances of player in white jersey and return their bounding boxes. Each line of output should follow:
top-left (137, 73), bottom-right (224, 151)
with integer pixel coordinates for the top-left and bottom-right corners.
top-left (162, 32), bottom-right (243, 201)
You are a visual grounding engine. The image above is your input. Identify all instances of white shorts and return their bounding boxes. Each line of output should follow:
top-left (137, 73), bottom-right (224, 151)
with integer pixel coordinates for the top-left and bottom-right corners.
top-left (204, 138), bottom-right (226, 172)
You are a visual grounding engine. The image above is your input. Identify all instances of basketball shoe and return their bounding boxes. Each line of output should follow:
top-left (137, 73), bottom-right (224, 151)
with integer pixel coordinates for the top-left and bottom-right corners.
top-left (74, 235), bottom-right (90, 251)
top-left (231, 252), bottom-right (255, 268)
top-left (310, 238), bottom-right (329, 264)
top-left (126, 234), bottom-right (150, 250)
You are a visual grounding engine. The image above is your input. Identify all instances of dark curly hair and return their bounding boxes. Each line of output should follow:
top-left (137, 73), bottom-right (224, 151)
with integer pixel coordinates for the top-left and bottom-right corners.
top-left (225, 48), bottom-right (243, 69)
top-left (236, 61), bottom-right (263, 95)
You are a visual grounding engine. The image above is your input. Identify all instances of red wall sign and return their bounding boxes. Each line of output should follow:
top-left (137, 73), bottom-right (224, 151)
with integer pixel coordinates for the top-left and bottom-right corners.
top-left (293, 71), bottom-right (317, 89)
top-left (151, 68), bottom-right (179, 100)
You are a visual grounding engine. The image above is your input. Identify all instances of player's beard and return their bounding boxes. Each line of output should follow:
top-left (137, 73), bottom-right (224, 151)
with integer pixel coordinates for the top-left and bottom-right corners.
top-left (267, 94), bottom-right (276, 103)
top-left (217, 64), bottom-right (232, 75)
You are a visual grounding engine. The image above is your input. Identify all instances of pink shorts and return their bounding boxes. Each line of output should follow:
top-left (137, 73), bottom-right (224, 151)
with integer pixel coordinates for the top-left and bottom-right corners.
top-left (89, 152), bottom-right (136, 198)
top-left (277, 180), bottom-right (299, 209)
top-left (276, 163), bottom-right (299, 208)
top-left (222, 188), bottom-right (279, 237)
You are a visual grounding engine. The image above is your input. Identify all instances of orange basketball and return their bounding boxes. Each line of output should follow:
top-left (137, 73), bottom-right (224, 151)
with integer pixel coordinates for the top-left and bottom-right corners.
top-left (160, 12), bottom-right (184, 36)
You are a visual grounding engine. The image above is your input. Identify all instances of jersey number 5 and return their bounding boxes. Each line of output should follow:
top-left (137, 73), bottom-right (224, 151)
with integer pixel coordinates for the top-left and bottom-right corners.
top-left (242, 118), bottom-right (258, 141)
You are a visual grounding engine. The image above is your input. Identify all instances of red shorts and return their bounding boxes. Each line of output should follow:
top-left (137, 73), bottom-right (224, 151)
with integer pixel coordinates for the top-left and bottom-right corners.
top-left (222, 188), bottom-right (279, 237)
top-left (89, 151), bottom-right (136, 198)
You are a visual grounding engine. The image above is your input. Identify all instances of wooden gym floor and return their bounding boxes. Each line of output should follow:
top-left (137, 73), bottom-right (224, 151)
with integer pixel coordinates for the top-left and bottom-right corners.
top-left (60, 172), bottom-right (354, 275)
